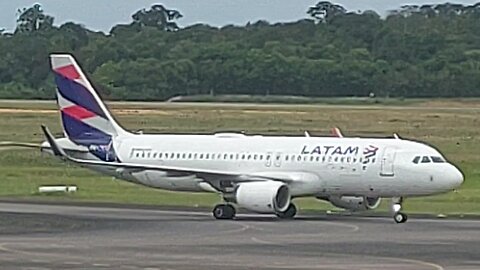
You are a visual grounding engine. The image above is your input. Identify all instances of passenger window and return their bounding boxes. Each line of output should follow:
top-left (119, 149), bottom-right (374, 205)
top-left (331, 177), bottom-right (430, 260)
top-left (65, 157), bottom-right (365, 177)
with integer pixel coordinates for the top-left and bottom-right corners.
top-left (421, 156), bottom-right (431, 163)
top-left (310, 156), bottom-right (314, 162)
top-left (297, 155), bottom-right (301, 162)
top-left (412, 156), bottom-right (420, 164)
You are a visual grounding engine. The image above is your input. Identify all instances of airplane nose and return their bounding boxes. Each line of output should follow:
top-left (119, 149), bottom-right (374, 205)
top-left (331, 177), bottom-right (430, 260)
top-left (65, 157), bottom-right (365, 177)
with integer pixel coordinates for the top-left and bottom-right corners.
top-left (448, 165), bottom-right (464, 188)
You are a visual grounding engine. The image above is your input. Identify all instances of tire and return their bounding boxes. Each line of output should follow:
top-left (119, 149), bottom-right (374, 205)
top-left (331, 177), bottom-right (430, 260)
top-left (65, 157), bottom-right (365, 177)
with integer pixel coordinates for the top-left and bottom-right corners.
top-left (276, 204), bottom-right (297, 219)
top-left (394, 212), bottom-right (408, 224)
top-left (213, 204), bottom-right (236, 220)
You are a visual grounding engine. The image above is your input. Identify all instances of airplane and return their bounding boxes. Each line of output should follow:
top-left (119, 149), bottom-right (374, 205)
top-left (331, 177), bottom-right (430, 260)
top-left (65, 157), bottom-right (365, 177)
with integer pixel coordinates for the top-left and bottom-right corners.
top-left (28, 54), bottom-right (464, 223)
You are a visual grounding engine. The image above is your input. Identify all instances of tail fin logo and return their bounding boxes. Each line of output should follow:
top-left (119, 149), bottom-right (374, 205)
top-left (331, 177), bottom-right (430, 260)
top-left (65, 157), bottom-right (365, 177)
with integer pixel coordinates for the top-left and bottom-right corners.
top-left (55, 64), bottom-right (80, 81)
top-left (51, 54), bottom-right (126, 156)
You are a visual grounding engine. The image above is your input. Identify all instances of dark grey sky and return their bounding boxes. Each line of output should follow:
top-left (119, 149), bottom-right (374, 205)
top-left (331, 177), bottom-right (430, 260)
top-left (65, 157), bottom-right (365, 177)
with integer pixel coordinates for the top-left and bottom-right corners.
top-left (1, 1), bottom-right (478, 32)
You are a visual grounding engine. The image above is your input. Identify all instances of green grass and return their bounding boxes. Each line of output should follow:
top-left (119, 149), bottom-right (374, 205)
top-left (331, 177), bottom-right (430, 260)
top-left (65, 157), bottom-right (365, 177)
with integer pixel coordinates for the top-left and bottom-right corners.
top-left (0, 100), bottom-right (479, 215)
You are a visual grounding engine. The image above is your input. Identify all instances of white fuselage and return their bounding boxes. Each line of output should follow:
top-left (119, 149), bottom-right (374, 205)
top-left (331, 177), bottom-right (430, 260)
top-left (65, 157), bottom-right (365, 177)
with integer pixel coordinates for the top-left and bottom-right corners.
top-left (54, 134), bottom-right (463, 197)
top-left (47, 133), bottom-right (463, 199)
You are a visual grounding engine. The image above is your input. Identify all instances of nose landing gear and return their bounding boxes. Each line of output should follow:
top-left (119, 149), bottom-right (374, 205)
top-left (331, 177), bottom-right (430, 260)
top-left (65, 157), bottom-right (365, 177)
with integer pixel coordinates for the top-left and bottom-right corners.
top-left (391, 197), bottom-right (408, 223)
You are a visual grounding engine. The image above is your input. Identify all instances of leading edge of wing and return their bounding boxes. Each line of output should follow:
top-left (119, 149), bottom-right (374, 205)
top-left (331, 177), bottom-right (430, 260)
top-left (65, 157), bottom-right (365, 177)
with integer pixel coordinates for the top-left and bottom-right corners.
top-left (40, 125), bottom-right (291, 182)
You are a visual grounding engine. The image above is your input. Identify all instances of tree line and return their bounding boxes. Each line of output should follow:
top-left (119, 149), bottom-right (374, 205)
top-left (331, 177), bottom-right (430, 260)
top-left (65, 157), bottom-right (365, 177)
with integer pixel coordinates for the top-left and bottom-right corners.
top-left (1, 2), bottom-right (480, 100)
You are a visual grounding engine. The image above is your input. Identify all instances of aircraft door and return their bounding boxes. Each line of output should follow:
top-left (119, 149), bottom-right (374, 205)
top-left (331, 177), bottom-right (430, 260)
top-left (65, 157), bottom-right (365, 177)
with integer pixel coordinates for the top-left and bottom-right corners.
top-left (265, 152), bottom-right (272, 167)
top-left (380, 147), bottom-right (396, 177)
top-left (274, 152), bottom-right (282, 167)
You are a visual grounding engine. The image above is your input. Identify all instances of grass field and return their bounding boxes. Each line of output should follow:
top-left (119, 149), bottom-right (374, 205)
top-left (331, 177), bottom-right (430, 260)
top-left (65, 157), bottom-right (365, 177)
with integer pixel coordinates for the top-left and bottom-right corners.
top-left (0, 99), bottom-right (479, 215)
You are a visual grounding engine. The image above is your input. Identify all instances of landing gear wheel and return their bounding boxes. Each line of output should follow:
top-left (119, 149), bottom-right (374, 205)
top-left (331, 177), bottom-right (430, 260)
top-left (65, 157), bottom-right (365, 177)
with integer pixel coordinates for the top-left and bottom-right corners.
top-left (213, 204), bottom-right (236, 220)
top-left (394, 212), bottom-right (408, 224)
top-left (276, 204), bottom-right (297, 219)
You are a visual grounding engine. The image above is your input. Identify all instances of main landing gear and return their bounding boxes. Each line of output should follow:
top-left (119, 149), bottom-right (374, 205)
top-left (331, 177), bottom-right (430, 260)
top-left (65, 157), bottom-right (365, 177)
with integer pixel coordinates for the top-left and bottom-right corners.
top-left (213, 204), bottom-right (236, 220)
top-left (391, 197), bottom-right (408, 224)
top-left (276, 203), bottom-right (297, 219)
top-left (212, 203), bottom-right (298, 220)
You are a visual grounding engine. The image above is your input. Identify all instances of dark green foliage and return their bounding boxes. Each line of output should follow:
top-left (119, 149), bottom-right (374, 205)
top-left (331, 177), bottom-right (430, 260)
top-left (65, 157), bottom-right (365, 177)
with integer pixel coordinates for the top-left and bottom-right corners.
top-left (15, 4), bottom-right (54, 33)
top-left (2, 2), bottom-right (480, 100)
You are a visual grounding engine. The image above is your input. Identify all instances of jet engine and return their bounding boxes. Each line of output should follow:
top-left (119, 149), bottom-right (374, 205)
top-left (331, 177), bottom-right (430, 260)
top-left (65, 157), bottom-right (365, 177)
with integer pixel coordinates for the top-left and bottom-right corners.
top-left (319, 196), bottom-right (381, 211)
top-left (234, 181), bottom-right (290, 213)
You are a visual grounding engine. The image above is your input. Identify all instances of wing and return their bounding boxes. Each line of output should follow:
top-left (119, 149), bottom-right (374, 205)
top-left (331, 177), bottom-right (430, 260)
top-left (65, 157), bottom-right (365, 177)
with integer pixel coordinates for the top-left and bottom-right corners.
top-left (41, 125), bottom-right (292, 183)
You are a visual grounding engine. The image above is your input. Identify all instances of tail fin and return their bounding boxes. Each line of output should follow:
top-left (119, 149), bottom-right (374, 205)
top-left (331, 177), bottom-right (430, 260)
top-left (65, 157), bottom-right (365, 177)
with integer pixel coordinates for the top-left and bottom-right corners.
top-left (50, 54), bottom-right (128, 146)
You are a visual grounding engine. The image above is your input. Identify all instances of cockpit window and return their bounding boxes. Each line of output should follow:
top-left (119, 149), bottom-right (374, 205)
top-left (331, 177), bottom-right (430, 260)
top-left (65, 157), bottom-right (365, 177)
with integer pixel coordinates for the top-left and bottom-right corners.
top-left (412, 156), bottom-right (420, 164)
top-left (431, 156), bottom-right (446, 163)
top-left (421, 156), bottom-right (431, 163)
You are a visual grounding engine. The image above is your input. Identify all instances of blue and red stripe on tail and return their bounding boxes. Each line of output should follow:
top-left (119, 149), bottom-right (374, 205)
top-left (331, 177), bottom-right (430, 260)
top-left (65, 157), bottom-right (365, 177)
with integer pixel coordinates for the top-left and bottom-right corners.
top-left (51, 54), bottom-right (128, 161)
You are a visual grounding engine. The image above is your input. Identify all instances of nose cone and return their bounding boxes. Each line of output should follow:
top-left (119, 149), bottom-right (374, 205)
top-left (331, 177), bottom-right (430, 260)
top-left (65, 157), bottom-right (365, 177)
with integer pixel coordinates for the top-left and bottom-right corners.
top-left (446, 164), bottom-right (464, 189)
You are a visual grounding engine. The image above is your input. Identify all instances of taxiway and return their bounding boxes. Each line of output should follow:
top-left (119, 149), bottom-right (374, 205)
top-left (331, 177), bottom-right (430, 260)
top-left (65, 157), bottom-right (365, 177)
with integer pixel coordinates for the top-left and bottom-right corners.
top-left (0, 202), bottom-right (478, 270)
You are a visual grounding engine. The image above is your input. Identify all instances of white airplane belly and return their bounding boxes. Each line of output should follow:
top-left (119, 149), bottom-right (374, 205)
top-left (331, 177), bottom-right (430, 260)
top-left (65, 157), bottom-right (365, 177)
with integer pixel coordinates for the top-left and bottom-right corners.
top-left (131, 170), bottom-right (208, 192)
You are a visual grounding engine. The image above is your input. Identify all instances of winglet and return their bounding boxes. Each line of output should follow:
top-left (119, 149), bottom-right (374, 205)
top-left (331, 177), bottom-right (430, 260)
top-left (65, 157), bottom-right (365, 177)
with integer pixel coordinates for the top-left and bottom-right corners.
top-left (41, 125), bottom-right (67, 158)
top-left (331, 127), bottom-right (344, 138)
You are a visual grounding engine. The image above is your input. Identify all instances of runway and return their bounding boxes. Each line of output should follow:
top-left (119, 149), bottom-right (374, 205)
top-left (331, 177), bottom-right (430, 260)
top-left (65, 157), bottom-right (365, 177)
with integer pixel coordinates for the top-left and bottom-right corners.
top-left (0, 202), bottom-right (479, 270)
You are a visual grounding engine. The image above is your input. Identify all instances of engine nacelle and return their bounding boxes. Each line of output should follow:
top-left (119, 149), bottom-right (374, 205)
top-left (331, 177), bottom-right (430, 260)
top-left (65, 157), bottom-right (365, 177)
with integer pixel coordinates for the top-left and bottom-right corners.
top-left (235, 181), bottom-right (290, 214)
top-left (320, 196), bottom-right (381, 211)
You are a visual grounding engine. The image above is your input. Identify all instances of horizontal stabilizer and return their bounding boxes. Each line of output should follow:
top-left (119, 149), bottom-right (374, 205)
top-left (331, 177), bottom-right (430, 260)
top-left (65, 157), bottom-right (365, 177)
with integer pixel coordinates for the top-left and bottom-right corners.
top-left (0, 142), bottom-right (41, 148)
